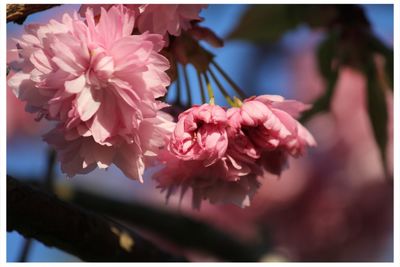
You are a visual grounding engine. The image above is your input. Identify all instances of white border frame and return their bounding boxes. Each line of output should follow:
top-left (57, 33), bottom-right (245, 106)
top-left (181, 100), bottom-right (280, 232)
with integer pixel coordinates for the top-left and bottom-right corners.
top-left (2, 0), bottom-right (398, 266)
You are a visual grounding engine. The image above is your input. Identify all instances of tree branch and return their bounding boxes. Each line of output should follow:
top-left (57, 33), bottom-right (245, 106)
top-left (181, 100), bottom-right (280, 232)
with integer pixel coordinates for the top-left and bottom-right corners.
top-left (13, 175), bottom-right (271, 261)
top-left (7, 176), bottom-right (184, 262)
top-left (65, 186), bottom-right (270, 261)
top-left (7, 4), bottom-right (61, 24)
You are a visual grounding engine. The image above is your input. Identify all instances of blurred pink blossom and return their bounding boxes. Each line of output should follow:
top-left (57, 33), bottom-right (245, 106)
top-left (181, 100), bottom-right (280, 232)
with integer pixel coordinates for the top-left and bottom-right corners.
top-left (185, 36), bottom-right (393, 260)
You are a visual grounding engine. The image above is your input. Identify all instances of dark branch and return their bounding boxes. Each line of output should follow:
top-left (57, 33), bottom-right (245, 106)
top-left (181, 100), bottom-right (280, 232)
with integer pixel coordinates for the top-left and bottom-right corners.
top-left (17, 149), bottom-right (58, 262)
top-left (7, 176), bottom-right (184, 262)
top-left (17, 238), bottom-right (33, 262)
top-left (7, 4), bottom-right (61, 24)
top-left (14, 175), bottom-right (271, 261)
top-left (68, 187), bottom-right (270, 261)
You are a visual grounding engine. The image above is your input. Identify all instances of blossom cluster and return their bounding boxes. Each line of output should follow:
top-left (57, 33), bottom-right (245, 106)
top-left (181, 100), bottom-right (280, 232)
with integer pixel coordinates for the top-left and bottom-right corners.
top-left (7, 5), bottom-right (193, 181)
top-left (8, 4), bottom-right (315, 208)
top-left (154, 96), bottom-right (316, 208)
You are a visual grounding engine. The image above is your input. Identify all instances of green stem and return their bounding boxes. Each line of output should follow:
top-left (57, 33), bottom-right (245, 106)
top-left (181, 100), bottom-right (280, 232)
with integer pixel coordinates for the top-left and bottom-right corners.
top-left (203, 72), bottom-right (215, 105)
top-left (197, 71), bottom-right (206, 103)
top-left (208, 68), bottom-right (235, 106)
top-left (211, 60), bottom-right (246, 99)
top-left (182, 64), bottom-right (192, 106)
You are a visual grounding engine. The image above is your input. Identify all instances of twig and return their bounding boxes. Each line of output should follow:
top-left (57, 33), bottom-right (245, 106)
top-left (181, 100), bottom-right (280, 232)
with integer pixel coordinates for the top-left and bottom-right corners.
top-left (182, 65), bottom-right (192, 106)
top-left (7, 176), bottom-right (185, 262)
top-left (211, 60), bottom-right (247, 99)
top-left (208, 68), bottom-right (235, 106)
top-left (175, 65), bottom-right (182, 105)
top-left (17, 238), bottom-right (33, 262)
top-left (197, 71), bottom-right (206, 103)
top-left (44, 149), bottom-right (57, 191)
top-left (7, 4), bottom-right (61, 24)
top-left (17, 149), bottom-right (58, 261)
top-left (203, 72), bottom-right (215, 104)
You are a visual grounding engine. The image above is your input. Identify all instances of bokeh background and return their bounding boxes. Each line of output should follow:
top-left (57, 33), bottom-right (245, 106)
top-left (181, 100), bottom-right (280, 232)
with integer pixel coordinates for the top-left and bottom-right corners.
top-left (7, 4), bottom-right (393, 262)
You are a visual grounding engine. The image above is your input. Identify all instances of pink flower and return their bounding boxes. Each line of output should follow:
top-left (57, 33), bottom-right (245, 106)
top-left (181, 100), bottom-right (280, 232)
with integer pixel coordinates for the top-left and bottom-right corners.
top-left (6, 49), bottom-right (43, 138)
top-left (44, 111), bottom-right (175, 182)
top-left (169, 103), bottom-right (228, 166)
top-left (154, 95), bottom-right (316, 208)
top-left (154, 103), bottom-right (262, 208)
top-left (8, 5), bottom-right (170, 145)
top-left (227, 95), bottom-right (316, 175)
top-left (79, 4), bottom-right (207, 44)
top-left (251, 95), bottom-right (316, 156)
top-left (225, 125), bottom-right (261, 176)
top-left (8, 5), bottom-right (173, 180)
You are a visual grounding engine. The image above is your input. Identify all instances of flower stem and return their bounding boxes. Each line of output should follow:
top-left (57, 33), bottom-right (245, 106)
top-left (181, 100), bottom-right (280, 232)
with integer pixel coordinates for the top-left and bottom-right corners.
top-left (211, 60), bottom-right (246, 99)
top-left (182, 64), bottom-right (192, 106)
top-left (207, 68), bottom-right (235, 106)
top-left (197, 71), bottom-right (206, 103)
top-left (176, 66), bottom-right (181, 105)
top-left (203, 72), bottom-right (215, 105)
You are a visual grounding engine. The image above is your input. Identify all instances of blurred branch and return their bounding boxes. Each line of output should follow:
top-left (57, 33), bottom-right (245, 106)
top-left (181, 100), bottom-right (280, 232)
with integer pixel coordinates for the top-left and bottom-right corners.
top-left (7, 176), bottom-right (184, 262)
top-left (17, 149), bottom-right (58, 262)
top-left (17, 238), bottom-right (33, 262)
top-left (16, 175), bottom-right (270, 261)
top-left (7, 4), bottom-right (61, 24)
top-left (44, 149), bottom-right (57, 191)
top-left (67, 187), bottom-right (270, 261)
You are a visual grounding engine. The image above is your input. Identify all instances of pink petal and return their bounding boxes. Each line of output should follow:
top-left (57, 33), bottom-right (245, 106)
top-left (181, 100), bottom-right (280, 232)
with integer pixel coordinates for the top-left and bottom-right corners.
top-left (76, 86), bottom-right (101, 121)
top-left (65, 74), bottom-right (86, 94)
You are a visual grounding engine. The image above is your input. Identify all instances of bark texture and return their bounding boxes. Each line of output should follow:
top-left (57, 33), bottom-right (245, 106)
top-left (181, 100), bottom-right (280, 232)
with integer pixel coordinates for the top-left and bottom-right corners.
top-left (7, 4), bottom-right (61, 24)
top-left (7, 176), bottom-right (184, 262)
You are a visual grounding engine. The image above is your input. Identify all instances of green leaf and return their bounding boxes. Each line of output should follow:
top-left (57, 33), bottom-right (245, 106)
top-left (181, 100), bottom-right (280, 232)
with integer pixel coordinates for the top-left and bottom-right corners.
top-left (384, 53), bottom-right (393, 90)
top-left (364, 56), bottom-right (389, 178)
top-left (227, 5), bottom-right (338, 44)
top-left (227, 5), bottom-right (294, 43)
top-left (367, 34), bottom-right (393, 90)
